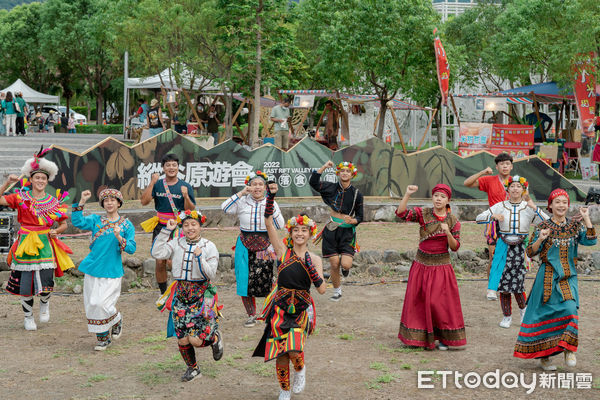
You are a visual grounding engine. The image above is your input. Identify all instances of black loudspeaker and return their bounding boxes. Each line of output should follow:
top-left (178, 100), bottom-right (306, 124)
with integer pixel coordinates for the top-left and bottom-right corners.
top-left (0, 213), bottom-right (14, 252)
top-left (585, 187), bottom-right (600, 205)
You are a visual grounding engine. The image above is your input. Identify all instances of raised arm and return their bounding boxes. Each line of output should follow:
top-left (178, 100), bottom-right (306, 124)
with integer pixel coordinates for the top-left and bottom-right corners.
top-left (71, 190), bottom-right (98, 231)
top-left (140, 173), bottom-right (159, 206)
top-left (396, 185), bottom-right (418, 216)
top-left (463, 167), bottom-right (493, 188)
top-left (180, 184), bottom-right (196, 211)
top-left (0, 174), bottom-right (19, 206)
top-left (264, 182), bottom-right (285, 259)
top-left (151, 219), bottom-right (177, 260)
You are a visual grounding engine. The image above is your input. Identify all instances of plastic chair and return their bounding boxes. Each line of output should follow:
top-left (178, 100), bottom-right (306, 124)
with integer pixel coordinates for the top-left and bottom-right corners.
top-left (563, 142), bottom-right (581, 172)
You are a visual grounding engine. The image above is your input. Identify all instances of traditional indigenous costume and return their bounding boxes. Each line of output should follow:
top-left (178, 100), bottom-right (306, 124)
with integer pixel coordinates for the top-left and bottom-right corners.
top-left (221, 170), bottom-right (284, 325)
top-left (310, 162), bottom-right (363, 300)
top-left (514, 189), bottom-right (596, 361)
top-left (396, 184), bottom-right (466, 349)
top-left (3, 148), bottom-right (74, 330)
top-left (71, 189), bottom-right (136, 350)
top-left (476, 176), bottom-right (548, 327)
top-left (140, 176), bottom-right (195, 293)
top-left (253, 207), bottom-right (323, 400)
top-left (151, 210), bottom-right (223, 381)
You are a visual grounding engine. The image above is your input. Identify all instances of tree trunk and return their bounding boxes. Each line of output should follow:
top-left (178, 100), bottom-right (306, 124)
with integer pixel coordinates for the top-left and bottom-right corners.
top-left (96, 93), bottom-right (104, 126)
top-left (247, 102), bottom-right (255, 145)
top-left (251, 0), bottom-right (263, 148)
top-left (223, 89), bottom-right (233, 140)
top-left (86, 99), bottom-right (91, 123)
top-left (377, 99), bottom-right (387, 139)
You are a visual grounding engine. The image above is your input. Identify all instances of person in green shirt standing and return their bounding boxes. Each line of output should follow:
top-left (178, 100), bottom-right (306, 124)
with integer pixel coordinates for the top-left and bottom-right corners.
top-left (15, 92), bottom-right (28, 136)
top-left (270, 97), bottom-right (292, 150)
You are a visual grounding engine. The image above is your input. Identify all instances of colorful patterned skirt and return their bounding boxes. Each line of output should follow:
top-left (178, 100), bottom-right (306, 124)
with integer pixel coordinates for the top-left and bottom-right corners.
top-left (489, 236), bottom-right (527, 293)
top-left (253, 286), bottom-right (316, 361)
top-left (234, 232), bottom-right (276, 297)
top-left (398, 250), bottom-right (467, 349)
top-left (171, 280), bottom-right (219, 345)
top-left (514, 266), bottom-right (578, 359)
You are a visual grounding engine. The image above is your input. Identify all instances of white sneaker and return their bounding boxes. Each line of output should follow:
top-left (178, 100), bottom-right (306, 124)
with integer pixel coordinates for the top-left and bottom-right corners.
top-left (499, 316), bottom-right (512, 328)
top-left (278, 389), bottom-right (291, 400)
top-left (487, 289), bottom-right (498, 301)
top-left (292, 366), bottom-right (306, 394)
top-left (24, 316), bottom-right (37, 331)
top-left (564, 351), bottom-right (577, 367)
top-left (519, 307), bottom-right (526, 324)
top-left (437, 342), bottom-right (449, 351)
top-left (540, 357), bottom-right (557, 371)
top-left (39, 302), bottom-right (50, 323)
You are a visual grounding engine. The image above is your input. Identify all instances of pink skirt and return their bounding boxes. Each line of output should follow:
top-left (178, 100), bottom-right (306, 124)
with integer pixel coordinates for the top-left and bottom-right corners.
top-left (398, 252), bottom-right (466, 349)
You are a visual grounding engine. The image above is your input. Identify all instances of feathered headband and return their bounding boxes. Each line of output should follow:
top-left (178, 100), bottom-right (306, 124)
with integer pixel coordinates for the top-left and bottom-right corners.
top-left (21, 146), bottom-right (58, 181)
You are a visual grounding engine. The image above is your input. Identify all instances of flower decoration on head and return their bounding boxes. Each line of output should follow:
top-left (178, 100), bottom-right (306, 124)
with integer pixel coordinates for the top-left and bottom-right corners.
top-left (244, 170), bottom-right (268, 185)
top-left (99, 188), bottom-right (124, 208)
top-left (21, 145), bottom-right (58, 181)
top-left (176, 209), bottom-right (207, 225)
top-left (336, 161), bottom-right (358, 178)
top-left (284, 214), bottom-right (318, 247)
top-left (504, 175), bottom-right (528, 190)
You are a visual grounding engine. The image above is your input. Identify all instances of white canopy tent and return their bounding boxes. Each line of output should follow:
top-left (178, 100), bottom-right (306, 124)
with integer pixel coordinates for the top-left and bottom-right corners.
top-left (1, 79), bottom-right (59, 104)
top-left (127, 66), bottom-right (218, 91)
top-left (122, 60), bottom-right (220, 137)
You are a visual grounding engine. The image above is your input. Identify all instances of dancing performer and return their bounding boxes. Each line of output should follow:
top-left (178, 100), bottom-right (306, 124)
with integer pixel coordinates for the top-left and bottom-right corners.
top-left (221, 170), bottom-right (284, 327)
top-left (476, 176), bottom-right (548, 328)
top-left (310, 160), bottom-right (363, 302)
top-left (151, 211), bottom-right (223, 382)
top-left (514, 189), bottom-right (596, 370)
top-left (253, 183), bottom-right (326, 400)
top-left (396, 184), bottom-right (466, 350)
top-left (0, 148), bottom-right (74, 331)
top-left (464, 152), bottom-right (513, 300)
top-left (71, 189), bottom-right (136, 350)
top-left (140, 153), bottom-right (195, 294)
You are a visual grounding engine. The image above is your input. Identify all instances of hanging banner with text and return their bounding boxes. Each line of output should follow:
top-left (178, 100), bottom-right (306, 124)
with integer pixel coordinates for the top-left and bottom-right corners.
top-left (573, 53), bottom-right (597, 137)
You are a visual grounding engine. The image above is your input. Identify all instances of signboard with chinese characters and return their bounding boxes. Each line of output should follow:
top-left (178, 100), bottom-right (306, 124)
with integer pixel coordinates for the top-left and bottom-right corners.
top-left (45, 130), bottom-right (585, 203)
top-left (458, 123), bottom-right (492, 156)
top-left (489, 124), bottom-right (534, 159)
top-left (573, 53), bottom-right (597, 137)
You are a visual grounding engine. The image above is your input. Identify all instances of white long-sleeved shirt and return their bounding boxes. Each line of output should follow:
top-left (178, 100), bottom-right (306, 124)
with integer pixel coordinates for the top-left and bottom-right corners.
top-left (476, 201), bottom-right (549, 244)
top-left (151, 228), bottom-right (219, 282)
top-left (221, 193), bottom-right (284, 232)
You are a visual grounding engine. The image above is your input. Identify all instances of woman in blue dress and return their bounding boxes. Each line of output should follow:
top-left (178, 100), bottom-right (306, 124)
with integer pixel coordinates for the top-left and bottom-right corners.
top-left (514, 189), bottom-right (596, 371)
top-left (72, 189), bottom-right (136, 351)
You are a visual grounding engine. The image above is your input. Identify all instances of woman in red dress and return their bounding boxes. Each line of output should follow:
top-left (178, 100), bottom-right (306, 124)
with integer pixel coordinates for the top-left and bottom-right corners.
top-left (395, 184), bottom-right (466, 350)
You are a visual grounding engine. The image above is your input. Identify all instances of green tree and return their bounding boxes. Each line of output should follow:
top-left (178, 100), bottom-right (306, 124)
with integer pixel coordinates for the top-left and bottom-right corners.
top-left (0, 3), bottom-right (54, 91)
top-left (216, 0), bottom-right (306, 146)
top-left (42, 0), bottom-right (123, 124)
top-left (299, 0), bottom-right (440, 139)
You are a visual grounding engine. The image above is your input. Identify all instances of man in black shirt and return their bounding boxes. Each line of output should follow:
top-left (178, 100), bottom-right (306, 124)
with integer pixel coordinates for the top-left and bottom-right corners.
top-left (310, 160), bottom-right (363, 301)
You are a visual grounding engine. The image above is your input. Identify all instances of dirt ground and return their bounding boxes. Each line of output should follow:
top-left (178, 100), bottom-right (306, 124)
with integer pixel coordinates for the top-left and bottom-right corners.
top-left (1, 223), bottom-right (599, 399)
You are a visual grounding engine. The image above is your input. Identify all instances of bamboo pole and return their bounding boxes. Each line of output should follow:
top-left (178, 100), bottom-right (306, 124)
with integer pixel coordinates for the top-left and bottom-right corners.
top-left (416, 108), bottom-right (438, 151)
top-left (372, 106), bottom-right (382, 136)
top-left (181, 88), bottom-right (201, 134)
top-left (389, 106), bottom-right (407, 153)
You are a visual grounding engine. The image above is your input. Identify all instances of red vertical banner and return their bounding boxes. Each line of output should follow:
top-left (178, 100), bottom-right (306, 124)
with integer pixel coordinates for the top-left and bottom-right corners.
top-left (573, 53), bottom-right (597, 137)
top-left (433, 28), bottom-right (450, 106)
